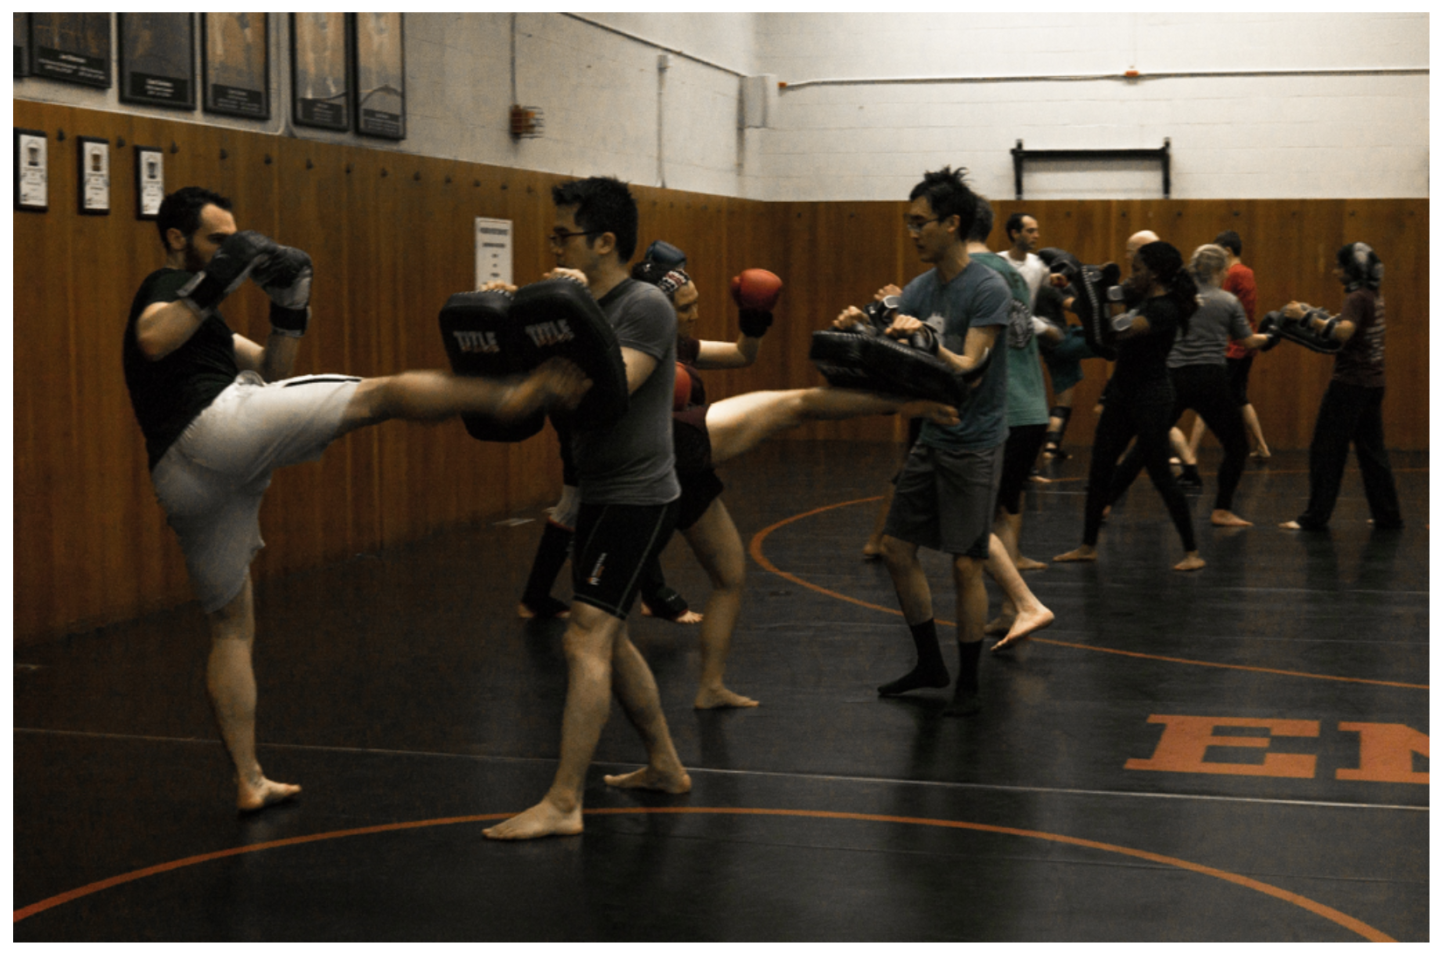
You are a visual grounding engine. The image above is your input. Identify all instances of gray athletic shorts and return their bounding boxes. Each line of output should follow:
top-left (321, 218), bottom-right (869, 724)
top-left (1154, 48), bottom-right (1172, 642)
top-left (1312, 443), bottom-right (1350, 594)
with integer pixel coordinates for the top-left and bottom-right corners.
top-left (883, 442), bottom-right (1002, 558)
top-left (150, 371), bottom-right (361, 613)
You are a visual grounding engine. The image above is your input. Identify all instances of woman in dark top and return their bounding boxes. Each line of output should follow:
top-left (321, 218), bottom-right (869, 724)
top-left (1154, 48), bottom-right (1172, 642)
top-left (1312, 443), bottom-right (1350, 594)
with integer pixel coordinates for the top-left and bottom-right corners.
top-left (1054, 241), bottom-right (1205, 572)
top-left (631, 257), bottom-right (958, 708)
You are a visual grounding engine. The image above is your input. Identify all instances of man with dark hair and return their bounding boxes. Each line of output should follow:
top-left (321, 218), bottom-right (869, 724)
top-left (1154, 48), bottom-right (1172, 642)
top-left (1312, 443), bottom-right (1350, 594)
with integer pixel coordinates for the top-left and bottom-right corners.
top-left (484, 176), bottom-right (692, 840)
top-left (125, 186), bottom-right (588, 811)
top-left (1279, 242), bottom-right (1402, 532)
top-left (1000, 211), bottom-right (1046, 306)
top-left (964, 197), bottom-right (1055, 647)
top-left (835, 166), bottom-right (1011, 715)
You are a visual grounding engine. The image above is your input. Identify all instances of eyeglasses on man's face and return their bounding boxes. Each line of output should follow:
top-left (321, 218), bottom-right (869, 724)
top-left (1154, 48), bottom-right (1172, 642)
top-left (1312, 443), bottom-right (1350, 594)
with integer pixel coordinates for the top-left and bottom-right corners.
top-left (548, 228), bottom-right (601, 247)
top-left (904, 216), bottom-right (943, 234)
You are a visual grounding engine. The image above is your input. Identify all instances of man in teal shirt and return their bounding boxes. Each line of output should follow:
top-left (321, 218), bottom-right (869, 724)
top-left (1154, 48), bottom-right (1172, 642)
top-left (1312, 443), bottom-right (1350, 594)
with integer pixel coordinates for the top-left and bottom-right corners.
top-left (965, 198), bottom-right (1055, 643)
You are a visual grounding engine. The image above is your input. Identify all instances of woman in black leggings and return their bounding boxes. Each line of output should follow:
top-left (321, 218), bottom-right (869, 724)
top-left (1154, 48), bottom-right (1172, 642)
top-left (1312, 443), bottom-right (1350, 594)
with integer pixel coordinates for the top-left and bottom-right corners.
top-left (1106, 244), bottom-right (1271, 527)
top-left (1054, 241), bottom-right (1205, 572)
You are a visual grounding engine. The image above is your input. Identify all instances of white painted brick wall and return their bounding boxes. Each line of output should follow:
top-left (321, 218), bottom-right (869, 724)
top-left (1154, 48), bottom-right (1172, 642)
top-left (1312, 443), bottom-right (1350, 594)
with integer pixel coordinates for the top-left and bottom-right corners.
top-left (14, 13), bottom-right (1427, 201)
top-left (753, 12), bottom-right (1428, 200)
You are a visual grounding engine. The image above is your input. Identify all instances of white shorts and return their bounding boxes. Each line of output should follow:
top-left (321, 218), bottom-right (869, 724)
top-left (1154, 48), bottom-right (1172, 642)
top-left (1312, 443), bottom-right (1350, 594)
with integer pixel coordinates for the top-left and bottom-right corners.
top-left (151, 371), bottom-right (361, 612)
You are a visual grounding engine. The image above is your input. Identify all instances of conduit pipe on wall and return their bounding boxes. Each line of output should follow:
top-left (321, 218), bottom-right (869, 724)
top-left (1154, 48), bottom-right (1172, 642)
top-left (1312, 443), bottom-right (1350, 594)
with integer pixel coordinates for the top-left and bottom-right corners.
top-left (561, 12), bottom-right (748, 77)
top-left (777, 66), bottom-right (1428, 91)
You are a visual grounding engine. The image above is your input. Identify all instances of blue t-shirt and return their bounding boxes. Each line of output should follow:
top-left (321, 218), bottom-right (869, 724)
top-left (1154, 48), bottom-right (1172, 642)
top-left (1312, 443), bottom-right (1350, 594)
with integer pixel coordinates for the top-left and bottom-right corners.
top-left (898, 260), bottom-right (1011, 452)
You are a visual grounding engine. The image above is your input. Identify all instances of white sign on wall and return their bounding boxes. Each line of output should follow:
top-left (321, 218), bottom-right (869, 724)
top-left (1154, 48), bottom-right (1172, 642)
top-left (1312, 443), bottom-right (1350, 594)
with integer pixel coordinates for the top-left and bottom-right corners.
top-left (474, 217), bottom-right (513, 288)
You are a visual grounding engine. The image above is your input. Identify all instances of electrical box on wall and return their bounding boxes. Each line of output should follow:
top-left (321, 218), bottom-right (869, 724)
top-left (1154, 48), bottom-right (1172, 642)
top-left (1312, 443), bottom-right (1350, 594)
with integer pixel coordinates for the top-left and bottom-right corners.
top-left (509, 104), bottom-right (543, 140)
top-left (741, 74), bottom-right (773, 129)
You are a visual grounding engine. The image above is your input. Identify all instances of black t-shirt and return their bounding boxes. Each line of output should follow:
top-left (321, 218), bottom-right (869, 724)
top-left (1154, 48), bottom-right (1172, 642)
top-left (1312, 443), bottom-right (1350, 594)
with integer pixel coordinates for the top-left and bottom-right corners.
top-left (123, 268), bottom-right (240, 469)
top-left (1110, 296), bottom-right (1180, 395)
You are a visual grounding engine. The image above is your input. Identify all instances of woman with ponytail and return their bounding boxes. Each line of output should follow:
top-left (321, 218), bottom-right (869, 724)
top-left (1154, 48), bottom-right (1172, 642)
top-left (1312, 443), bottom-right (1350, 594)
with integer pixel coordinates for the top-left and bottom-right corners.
top-left (1105, 244), bottom-right (1270, 527)
top-left (1054, 240), bottom-right (1205, 571)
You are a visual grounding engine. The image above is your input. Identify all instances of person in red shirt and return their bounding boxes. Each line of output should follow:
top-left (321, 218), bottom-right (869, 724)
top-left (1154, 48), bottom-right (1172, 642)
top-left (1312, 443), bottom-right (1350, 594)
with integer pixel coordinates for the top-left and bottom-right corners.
top-left (1188, 230), bottom-right (1272, 459)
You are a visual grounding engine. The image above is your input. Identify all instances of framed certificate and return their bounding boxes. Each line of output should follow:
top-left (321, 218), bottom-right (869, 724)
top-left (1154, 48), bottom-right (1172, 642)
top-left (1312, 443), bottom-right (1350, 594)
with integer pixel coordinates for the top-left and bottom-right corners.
top-left (119, 13), bottom-right (196, 109)
top-left (352, 13), bottom-right (405, 140)
top-left (202, 13), bottom-right (269, 119)
top-left (290, 12), bottom-right (349, 131)
top-left (29, 13), bottom-right (111, 88)
top-left (15, 129), bottom-right (48, 212)
top-left (135, 145), bottom-right (164, 220)
top-left (77, 136), bottom-right (110, 215)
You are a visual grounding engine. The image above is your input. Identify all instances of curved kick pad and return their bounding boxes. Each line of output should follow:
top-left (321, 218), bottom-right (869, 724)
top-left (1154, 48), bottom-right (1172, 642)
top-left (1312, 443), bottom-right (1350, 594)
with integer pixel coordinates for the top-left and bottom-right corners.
top-left (809, 330), bottom-right (973, 409)
top-left (511, 277), bottom-right (630, 430)
top-left (438, 289), bottom-right (545, 442)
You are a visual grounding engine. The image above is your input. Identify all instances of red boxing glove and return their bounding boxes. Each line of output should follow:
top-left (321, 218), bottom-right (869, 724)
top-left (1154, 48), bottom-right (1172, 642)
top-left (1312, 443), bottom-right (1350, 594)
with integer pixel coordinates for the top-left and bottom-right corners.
top-left (730, 268), bottom-right (784, 311)
top-left (673, 362), bottom-right (692, 411)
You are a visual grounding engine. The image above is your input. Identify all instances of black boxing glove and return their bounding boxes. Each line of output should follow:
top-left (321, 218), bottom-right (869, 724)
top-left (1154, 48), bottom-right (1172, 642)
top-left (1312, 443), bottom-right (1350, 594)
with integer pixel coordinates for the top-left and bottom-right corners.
top-left (252, 245), bottom-right (313, 337)
top-left (737, 307), bottom-right (773, 338)
top-left (1256, 311), bottom-right (1284, 351)
top-left (176, 230), bottom-right (278, 320)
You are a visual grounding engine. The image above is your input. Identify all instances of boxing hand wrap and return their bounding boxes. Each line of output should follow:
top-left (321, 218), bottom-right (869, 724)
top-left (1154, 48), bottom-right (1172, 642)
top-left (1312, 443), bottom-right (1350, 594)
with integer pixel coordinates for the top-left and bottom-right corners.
top-left (1068, 262), bottom-right (1121, 360)
top-left (176, 230), bottom-right (278, 320)
top-left (737, 307), bottom-right (774, 339)
top-left (252, 246), bottom-right (313, 337)
top-left (438, 288), bottom-right (546, 442)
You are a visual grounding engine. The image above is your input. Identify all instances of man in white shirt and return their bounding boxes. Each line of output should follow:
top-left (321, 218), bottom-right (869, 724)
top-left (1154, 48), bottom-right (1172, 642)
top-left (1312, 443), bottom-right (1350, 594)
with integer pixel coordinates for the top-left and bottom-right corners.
top-left (999, 212), bottom-right (1047, 306)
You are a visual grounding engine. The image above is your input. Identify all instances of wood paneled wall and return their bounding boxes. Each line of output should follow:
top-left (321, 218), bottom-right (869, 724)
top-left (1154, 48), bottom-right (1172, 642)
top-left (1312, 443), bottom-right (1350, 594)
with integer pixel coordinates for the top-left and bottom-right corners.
top-left (13, 101), bottom-right (1428, 641)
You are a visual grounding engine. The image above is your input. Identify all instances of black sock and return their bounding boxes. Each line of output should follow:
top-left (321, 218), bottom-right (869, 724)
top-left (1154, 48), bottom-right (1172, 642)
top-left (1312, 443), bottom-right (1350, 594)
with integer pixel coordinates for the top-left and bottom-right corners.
top-left (957, 640), bottom-right (981, 694)
top-left (878, 619), bottom-right (950, 696)
top-left (521, 521), bottom-right (572, 608)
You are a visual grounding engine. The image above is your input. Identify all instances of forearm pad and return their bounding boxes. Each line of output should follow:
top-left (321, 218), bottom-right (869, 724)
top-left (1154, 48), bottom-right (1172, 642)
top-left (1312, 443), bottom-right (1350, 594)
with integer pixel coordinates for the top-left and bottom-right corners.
top-left (1069, 263), bottom-right (1120, 361)
top-left (1273, 307), bottom-right (1342, 354)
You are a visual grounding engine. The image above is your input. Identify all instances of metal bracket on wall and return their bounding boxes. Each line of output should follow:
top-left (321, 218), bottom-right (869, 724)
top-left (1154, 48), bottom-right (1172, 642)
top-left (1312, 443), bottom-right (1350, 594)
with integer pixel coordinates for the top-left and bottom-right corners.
top-left (1011, 138), bottom-right (1171, 199)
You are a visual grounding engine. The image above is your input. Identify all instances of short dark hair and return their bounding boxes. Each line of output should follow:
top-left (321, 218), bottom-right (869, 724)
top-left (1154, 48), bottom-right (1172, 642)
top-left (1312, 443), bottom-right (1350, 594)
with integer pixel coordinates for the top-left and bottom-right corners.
top-left (157, 186), bottom-right (231, 248)
top-left (551, 176), bottom-right (639, 262)
top-left (908, 166), bottom-right (976, 243)
top-left (967, 196), bottom-right (994, 243)
top-left (1005, 212), bottom-right (1033, 242)
top-left (1213, 230), bottom-right (1242, 256)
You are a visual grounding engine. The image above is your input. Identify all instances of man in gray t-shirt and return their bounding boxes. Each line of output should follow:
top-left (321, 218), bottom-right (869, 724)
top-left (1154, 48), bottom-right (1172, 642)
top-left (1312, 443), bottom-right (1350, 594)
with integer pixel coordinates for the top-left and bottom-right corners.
top-left (834, 167), bottom-right (1007, 719)
top-left (571, 278), bottom-right (679, 505)
top-left (484, 177), bottom-right (690, 842)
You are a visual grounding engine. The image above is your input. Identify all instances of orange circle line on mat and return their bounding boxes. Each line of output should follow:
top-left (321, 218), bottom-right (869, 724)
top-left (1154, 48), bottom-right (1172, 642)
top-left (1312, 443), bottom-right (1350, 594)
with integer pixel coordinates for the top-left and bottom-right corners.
top-left (747, 497), bottom-right (1427, 691)
top-left (12, 806), bottom-right (1392, 941)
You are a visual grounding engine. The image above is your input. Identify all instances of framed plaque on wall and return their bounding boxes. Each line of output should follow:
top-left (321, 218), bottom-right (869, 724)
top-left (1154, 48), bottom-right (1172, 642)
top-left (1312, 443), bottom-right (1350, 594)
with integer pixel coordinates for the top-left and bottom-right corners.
top-left (291, 12), bottom-right (349, 131)
top-left (15, 129), bottom-right (48, 212)
top-left (135, 145), bottom-right (165, 220)
top-left (119, 13), bottom-right (196, 109)
top-left (29, 13), bottom-right (111, 88)
top-left (77, 136), bottom-right (111, 215)
top-left (352, 13), bottom-right (405, 140)
top-left (202, 13), bottom-right (269, 120)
